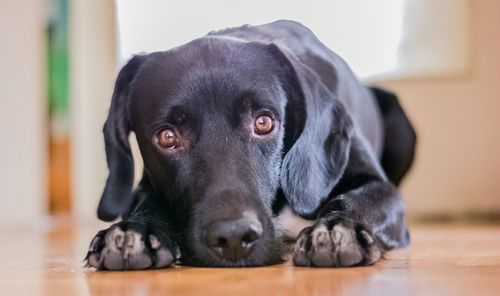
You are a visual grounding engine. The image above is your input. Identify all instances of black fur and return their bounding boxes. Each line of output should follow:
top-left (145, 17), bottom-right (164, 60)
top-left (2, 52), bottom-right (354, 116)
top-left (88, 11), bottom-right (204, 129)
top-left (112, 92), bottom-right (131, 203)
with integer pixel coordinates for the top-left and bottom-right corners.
top-left (85, 20), bottom-right (415, 270)
top-left (371, 87), bottom-right (417, 186)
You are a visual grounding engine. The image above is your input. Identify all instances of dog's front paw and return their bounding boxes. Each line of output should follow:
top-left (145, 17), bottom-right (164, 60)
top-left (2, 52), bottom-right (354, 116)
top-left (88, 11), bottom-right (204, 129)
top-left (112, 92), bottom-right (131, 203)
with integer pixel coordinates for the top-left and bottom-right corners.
top-left (293, 217), bottom-right (382, 267)
top-left (85, 222), bottom-right (177, 270)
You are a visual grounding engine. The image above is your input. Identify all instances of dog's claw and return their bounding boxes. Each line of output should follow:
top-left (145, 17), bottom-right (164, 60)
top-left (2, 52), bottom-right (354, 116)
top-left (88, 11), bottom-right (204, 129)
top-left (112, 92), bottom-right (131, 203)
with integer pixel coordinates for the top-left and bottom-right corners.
top-left (85, 223), bottom-right (176, 271)
top-left (293, 218), bottom-right (382, 267)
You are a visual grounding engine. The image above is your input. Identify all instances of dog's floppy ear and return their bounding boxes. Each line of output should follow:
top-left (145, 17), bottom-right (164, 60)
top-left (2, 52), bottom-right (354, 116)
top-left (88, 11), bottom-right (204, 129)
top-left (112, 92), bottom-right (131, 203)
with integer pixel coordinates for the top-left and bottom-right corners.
top-left (267, 44), bottom-right (354, 217)
top-left (97, 55), bottom-right (147, 221)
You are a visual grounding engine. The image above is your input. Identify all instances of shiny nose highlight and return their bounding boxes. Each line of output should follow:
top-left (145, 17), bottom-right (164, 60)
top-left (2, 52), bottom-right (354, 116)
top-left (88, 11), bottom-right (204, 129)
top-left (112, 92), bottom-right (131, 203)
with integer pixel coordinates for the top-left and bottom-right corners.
top-left (205, 217), bottom-right (263, 261)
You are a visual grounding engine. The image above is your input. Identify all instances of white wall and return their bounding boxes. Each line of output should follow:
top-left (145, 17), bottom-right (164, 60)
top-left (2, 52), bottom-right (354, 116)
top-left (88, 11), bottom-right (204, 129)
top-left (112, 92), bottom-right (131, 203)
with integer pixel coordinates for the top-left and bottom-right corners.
top-left (116, 0), bottom-right (470, 81)
top-left (70, 0), bottom-right (117, 225)
top-left (0, 0), bottom-right (46, 226)
top-left (383, 0), bottom-right (500, 219)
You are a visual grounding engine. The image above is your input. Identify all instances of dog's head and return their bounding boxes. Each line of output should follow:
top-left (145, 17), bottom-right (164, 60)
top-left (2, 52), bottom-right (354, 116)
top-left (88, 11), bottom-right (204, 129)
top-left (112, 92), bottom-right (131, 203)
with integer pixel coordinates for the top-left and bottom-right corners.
top-left (97, 37), bottom-right (353, 266)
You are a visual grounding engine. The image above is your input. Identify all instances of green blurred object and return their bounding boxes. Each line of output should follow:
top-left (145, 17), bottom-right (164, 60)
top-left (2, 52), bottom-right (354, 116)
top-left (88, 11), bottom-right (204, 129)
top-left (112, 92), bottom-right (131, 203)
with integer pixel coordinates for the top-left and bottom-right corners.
top-left (47, 0), bottom-right (71, 214)
top-left (47, 0), bottom-right (69, 130)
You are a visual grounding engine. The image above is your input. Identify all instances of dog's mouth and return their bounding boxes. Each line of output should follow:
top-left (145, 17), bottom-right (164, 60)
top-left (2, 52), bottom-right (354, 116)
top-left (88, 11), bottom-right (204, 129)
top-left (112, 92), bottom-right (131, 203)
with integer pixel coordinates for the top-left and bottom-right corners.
top-left (181, 237), bottom-right (288, 268)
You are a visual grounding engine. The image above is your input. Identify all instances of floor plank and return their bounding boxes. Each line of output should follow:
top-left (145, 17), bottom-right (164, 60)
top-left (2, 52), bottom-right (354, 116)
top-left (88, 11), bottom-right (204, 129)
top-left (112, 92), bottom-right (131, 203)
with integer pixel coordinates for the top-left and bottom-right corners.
top-left (0, 223), bottom-right (499, 295)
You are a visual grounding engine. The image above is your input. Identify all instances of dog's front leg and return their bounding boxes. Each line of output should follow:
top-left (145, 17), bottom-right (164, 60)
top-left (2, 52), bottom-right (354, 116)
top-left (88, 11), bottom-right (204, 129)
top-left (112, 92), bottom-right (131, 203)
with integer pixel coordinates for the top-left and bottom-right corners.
top-left (293, 139), bottom-right (410, 267)
top-left (85, 182), bottom-right (178, 271)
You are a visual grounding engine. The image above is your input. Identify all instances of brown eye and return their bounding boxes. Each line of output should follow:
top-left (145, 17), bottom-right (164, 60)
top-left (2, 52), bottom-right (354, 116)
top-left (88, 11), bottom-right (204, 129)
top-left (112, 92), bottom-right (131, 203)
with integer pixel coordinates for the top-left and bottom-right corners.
top-left (156, 129), bottom-right (178, 149)
top-left (254, 115), bottom-right (274, 135)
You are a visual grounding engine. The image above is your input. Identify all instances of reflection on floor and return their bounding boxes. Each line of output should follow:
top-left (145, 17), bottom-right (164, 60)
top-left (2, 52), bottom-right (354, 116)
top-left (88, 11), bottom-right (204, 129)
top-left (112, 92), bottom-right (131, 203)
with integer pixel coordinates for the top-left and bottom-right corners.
top-left (0, 221), bottom-right (499, 295)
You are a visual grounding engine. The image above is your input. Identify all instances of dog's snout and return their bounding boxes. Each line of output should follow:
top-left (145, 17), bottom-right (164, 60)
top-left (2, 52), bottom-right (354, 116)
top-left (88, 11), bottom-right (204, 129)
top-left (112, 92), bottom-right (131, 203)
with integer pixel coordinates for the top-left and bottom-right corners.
top-left (205, 217), bottom-right (263, 262)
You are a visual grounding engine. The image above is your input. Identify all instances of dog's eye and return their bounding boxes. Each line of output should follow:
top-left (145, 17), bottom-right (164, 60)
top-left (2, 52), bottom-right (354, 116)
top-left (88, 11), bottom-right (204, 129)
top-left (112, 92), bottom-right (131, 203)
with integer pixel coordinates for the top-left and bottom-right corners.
top-left (156, 129), bottom-right (179, 149)
top-left (254, 115), bottom-right (274, 135)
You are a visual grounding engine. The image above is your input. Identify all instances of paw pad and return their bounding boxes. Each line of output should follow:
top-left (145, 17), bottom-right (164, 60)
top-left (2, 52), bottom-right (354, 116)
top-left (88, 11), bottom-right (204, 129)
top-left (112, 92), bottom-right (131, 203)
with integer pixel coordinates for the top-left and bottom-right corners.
top-left (85, 224), bottom-right (176, 270)
top-left (293, 219), bottom-right (382, 267)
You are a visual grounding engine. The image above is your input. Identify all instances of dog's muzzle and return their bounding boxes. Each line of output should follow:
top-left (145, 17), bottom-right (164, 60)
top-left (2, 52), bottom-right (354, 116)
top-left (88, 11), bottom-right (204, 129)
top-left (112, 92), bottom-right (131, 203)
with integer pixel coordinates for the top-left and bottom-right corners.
top-left (204, 215), bottom-right (263, 261)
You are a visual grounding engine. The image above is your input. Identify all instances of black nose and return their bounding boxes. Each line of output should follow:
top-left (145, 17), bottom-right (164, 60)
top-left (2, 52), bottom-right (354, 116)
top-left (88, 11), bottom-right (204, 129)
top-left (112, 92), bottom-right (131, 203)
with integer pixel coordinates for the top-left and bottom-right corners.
top-left (205, 217), bottom-right (263, 261)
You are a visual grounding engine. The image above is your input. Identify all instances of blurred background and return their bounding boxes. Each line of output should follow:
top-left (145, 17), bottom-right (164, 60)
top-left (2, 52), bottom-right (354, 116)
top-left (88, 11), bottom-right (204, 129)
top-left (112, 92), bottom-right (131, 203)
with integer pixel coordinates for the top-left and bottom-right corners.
top-left (0, 0), bottom-right (498, 228)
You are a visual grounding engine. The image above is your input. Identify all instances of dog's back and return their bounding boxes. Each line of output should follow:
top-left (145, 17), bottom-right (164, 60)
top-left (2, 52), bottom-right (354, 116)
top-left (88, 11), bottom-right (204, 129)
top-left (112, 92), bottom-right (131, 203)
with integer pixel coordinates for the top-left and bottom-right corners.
top-left (371, 87), bottom-right (417, 186)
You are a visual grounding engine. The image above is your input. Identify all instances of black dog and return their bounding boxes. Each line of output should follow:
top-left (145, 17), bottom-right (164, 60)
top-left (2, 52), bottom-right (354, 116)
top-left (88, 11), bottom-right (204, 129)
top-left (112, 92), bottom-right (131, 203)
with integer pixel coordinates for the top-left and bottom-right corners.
top-left (85, 20), bottom-right (416, 270)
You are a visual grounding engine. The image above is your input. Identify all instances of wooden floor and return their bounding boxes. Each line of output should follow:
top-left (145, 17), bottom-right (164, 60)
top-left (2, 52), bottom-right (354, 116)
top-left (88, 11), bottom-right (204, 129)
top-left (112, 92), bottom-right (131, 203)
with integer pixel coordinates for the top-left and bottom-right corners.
top-left (0, 222), bottom-right (499, 296)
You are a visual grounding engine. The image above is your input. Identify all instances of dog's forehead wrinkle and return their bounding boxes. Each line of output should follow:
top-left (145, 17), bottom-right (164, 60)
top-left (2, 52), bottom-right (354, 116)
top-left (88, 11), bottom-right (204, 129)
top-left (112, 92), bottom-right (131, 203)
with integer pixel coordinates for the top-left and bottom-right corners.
top-left (131, 48), bottom-right (286, 134)
top-left (184, 70), bottom-right (273, 103)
